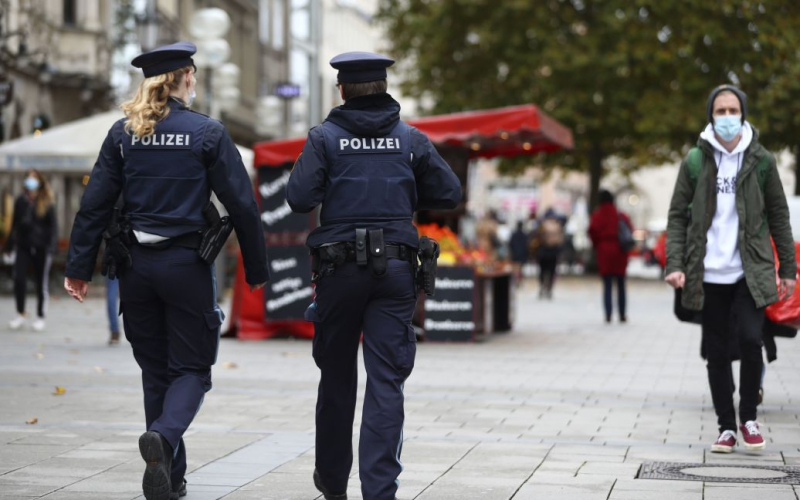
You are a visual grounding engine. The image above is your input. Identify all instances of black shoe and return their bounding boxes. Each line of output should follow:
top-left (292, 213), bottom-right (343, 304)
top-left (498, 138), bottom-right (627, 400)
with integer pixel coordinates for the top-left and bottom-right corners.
top-left (139, 431), bottom-right (172, 500)
top-left (313, 469), bottom-right (347, 500)
top-left (108, 331), bottom-right (120, 346)
top-left (170, 479), bottom-right (187, 499)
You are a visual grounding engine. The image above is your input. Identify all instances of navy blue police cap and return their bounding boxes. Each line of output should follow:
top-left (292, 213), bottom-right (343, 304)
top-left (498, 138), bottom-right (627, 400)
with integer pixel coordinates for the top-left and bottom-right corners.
top-left (330, 51), bottom-right (395, 83)
top-left (131, 41), bottom-right (197, 78)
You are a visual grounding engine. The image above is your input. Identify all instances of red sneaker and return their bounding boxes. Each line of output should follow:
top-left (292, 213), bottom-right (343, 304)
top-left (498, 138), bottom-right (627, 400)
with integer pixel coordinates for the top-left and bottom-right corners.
top-left (740, 420), bottom-right (766, 451)
top-left (711, 430), bottom-right (737, 453)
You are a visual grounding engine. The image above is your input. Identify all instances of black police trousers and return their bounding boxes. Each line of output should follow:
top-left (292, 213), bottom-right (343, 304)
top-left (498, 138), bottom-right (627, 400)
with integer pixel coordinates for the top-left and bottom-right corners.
top-left (702, 280), bottom-right (765, 433)
top-left (306, 259), bottom-right (417, 500)
top-left (120, 244), bottom-right (224, 485)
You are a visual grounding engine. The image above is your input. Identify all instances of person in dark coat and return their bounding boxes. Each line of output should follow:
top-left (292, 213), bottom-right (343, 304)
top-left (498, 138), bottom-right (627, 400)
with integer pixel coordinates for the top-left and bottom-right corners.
top-left (64, 42), bottom-right (269, 500)
top-left (588, 190), bottom-right (633, 323)
top-left (3, 169), bottom-right (57, 332)
top-left (509, 221), bottom-right (529, 285)
top-left (286, 52), bottom-right (461, 500)
top-left (537, 209), bottom-right (565, 299)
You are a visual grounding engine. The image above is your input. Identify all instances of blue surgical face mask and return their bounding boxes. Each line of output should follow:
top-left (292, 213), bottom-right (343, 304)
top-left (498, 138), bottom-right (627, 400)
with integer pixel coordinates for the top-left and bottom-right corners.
top-left (24, 177), bottom-right (40, 191)
top-left (713, 114), bottom-right (742, 142)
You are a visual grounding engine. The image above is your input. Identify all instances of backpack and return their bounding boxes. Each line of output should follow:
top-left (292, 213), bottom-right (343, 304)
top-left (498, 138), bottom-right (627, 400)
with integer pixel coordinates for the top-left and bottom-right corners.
top-left (617, 213), bottom-right (635, 252)
top-left (686, 146), bottom-right (770, 195)
top-left (540, 218), bottom-right (565, 248)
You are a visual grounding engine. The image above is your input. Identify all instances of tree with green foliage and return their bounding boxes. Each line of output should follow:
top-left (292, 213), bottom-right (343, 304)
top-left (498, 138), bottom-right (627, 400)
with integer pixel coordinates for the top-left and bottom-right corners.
top-left (377, 0), bottom-right (800, 207)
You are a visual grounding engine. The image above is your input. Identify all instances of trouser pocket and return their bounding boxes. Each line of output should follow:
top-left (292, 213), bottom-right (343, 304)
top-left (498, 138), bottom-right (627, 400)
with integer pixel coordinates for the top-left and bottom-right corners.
top-left (203, 307), bottom-right (224, 365)
top-left (399, 324), bottom-right (418, 375)
top-left (305, 303), bottom-right (325, 365)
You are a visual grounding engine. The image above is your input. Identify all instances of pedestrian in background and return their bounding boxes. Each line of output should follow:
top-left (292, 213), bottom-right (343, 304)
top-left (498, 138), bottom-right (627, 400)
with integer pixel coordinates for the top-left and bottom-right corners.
top-left (287, 51), bottom-right (461, 500)
top-left (588, 190), bottom-right (632, 323)
top-left (665, 84), bottom-right (795, 454)
top-left (509, 221), bottom-right (529, 285)
top-left (3, 169), bottom-right (57, 332)
top-left (537, 209), bottom-right (564, 299)
top-left (64, 42), bottom-right (269, 500)
top-left (106, 277), bottom-right (120, 345)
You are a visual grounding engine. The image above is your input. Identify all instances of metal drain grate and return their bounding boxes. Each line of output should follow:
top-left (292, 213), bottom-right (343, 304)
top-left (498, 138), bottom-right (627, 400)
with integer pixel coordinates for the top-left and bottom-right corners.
top-left (638, 461), bottom-right (800, 485)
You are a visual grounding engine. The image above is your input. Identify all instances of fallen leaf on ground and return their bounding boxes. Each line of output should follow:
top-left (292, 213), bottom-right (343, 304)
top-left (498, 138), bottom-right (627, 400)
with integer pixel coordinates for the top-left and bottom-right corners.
top-left (26, 418), bottom-right (38, 425)
top-left (68, 349), bottom-right (80, 355)
top-left (221, 362), bottom-right (238, 369)
top-left (34, 353), bottom-right (44, 359)
top-left (53, 386), bottom-right (67, 395)
top-left (93, 366), bottom-right (105, 373)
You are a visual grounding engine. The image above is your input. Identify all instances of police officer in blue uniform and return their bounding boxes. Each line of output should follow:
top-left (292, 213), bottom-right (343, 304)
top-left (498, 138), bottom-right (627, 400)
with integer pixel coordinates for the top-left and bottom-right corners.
top-left (64, 42), bottom-right (269, 500)
top-left (287, 52), bottom-right (461, 500)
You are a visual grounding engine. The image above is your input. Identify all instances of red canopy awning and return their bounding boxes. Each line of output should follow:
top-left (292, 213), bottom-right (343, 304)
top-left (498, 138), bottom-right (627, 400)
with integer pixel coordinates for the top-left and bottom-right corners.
top-left (254, 104), bottom-right (573, 167)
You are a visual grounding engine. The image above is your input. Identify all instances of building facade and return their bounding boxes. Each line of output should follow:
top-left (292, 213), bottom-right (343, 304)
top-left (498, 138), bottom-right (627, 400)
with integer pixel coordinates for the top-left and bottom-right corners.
top-left (0, 0), bottom-right (114, 144)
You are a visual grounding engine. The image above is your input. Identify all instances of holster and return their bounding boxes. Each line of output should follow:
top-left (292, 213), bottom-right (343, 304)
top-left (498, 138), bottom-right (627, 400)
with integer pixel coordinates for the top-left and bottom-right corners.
top-left (101, 207), bottom-right (132, 280)
top-left (198, 201), bottom-right (233, 265)
top-left (369, 229), bottom-right (387, 277)
top-left (416, 236), bottom-right (440, 297)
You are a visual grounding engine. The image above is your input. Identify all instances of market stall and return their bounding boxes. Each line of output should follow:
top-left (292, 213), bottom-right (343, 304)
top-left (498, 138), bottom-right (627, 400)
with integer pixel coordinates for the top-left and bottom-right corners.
top-left (230, 104), bottom-right (574, 341)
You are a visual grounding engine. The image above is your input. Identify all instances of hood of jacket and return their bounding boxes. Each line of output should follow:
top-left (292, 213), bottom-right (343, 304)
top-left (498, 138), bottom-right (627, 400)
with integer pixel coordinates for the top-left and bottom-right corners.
top-left (325, 92), bottom-right (401, 137)
top-left (699, 121), bottom-right (753, 156)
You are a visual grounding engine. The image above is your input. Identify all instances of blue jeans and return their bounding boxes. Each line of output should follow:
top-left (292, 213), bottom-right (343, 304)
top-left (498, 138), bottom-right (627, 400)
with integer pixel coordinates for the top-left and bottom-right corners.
top-left (602, 275), bottom-right (626, 320)
top-left (106, 277), bottom-right (119, 333)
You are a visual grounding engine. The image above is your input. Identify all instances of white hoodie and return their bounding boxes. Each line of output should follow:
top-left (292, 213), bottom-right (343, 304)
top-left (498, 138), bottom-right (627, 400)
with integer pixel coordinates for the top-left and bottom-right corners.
top-left (699, 121), bottom-right (753, 284)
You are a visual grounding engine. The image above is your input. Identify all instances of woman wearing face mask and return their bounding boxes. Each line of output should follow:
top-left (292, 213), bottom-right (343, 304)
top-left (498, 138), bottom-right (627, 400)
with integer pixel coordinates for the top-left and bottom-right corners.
top-left (63, 42), bottom-right (268, 500)
top-left (4, 170), bottom-right (57, 331)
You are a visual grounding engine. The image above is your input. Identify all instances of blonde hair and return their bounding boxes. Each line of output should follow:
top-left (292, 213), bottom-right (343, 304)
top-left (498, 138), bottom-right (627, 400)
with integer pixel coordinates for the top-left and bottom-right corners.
top-left (26, 170), bottom-right (55, 217)
top-left (120, 66), bottom-right (193, 138)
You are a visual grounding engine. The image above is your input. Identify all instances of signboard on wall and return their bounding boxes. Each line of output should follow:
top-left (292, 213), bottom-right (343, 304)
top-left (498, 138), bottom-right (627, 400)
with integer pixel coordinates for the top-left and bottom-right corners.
top-left (257, 166), bottom-right (311, 234)
top-left (264, 244), bottom-right (313, 321)
top-left (423, 266), bottom-right (475, 341)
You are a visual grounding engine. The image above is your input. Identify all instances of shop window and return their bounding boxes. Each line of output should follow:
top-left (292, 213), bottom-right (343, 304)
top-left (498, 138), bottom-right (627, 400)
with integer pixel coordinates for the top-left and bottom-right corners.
top-left (63, 0), bottom-right (77, 26)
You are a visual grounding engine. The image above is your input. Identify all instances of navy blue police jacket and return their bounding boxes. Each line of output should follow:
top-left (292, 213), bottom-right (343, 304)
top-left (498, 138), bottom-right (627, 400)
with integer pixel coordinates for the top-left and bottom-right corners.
top-left (286, 93), bottom-right (461, 248)
top-left (65, 99), bottom-right (269, 285)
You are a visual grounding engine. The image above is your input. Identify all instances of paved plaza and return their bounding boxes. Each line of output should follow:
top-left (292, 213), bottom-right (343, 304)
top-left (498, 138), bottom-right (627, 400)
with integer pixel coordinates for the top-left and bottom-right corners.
top-left (1, 277), bottom-right (799, 499)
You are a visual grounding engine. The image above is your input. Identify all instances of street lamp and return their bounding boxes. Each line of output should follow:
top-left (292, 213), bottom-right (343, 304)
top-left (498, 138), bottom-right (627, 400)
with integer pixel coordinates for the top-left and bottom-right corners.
top-left (190, 8), bottom-right (240, 120)
top-left (189, 8), bottom-right (241, 293)
top-left (135, 0), bottom-right (159, 52)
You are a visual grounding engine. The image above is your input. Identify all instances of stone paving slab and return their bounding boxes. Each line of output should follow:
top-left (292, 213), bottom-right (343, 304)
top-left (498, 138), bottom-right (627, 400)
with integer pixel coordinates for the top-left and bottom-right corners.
top-left (2, 277), bottom-right (800, 499)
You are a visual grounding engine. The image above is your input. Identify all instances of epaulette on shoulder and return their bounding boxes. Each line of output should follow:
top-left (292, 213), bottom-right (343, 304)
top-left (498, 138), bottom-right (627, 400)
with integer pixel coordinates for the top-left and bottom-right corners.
top-left (187, 108), bottom-right (212, 119)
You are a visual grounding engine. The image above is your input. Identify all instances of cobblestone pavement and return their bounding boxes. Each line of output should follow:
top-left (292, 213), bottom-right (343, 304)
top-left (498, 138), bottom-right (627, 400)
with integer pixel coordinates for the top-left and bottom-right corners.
top-left (1, 277), bottom-right (799, 499)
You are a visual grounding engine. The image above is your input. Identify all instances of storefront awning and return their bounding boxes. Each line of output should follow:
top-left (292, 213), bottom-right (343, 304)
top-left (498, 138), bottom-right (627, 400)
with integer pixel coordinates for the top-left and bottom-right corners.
top-left (254, 104), bottom-right (573, 167)
top-left (0, 110), bottom-right (254, 175)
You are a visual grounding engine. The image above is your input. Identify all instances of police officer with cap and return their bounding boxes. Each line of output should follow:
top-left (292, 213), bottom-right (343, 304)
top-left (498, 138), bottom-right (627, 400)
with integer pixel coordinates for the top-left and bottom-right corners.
top-left (64, 42), bottom-right (269, 500)
top-left (287, 51), bottom-right (461, 500)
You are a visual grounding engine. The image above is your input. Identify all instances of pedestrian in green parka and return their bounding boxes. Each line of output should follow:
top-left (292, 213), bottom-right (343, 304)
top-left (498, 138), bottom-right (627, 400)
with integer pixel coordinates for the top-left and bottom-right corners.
top-left (665, 85), bottom-right (796, 455)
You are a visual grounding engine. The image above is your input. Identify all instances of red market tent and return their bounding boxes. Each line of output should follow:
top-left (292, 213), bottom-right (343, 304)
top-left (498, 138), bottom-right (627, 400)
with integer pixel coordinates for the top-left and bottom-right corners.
top-left (231, 104), bottom-right (573, 340)
top-left (254, 104), bottom-right (574, 167)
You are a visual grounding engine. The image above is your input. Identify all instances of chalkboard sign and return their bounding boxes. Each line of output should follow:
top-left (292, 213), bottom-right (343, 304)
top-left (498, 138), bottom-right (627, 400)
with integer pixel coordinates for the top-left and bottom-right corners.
top-left (423, 266), bottom-right (475, 341)
top-left (257, 166), bottom-right (310, 234)
top-left (264, 245), bottom-right (314, 321)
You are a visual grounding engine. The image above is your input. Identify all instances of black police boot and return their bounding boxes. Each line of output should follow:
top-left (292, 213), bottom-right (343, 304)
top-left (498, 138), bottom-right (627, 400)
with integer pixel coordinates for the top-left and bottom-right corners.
top-left (313, 469), bottom-right (347, 500)
top-left (139, 431), bottom-right (172, 500)
top-left (170, 479), bottom-right (187, 499)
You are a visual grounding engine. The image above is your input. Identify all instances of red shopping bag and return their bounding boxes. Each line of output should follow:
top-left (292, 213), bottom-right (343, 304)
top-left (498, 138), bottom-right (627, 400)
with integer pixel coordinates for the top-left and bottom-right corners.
top-left (765, 241), bottom-right (800, 328)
